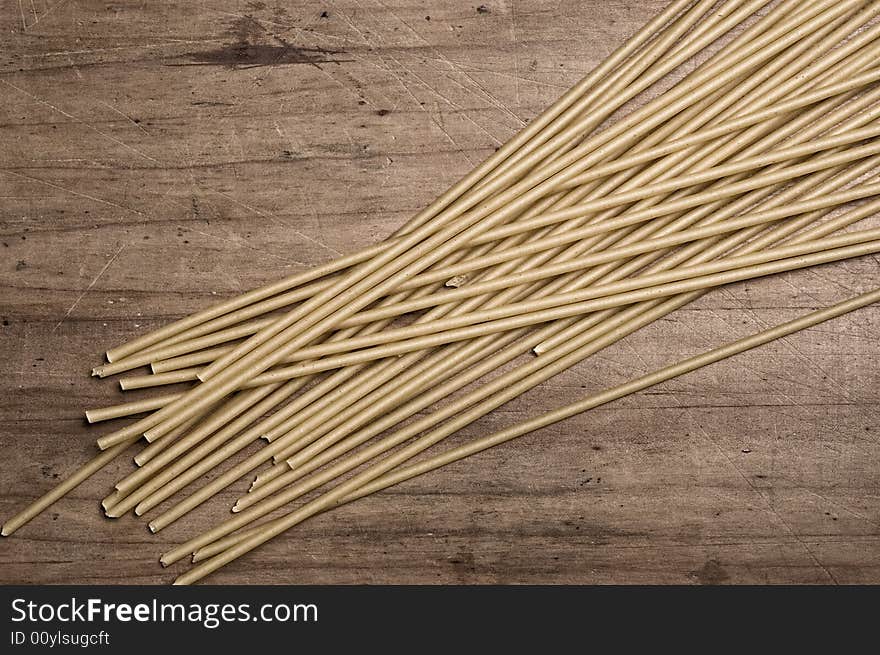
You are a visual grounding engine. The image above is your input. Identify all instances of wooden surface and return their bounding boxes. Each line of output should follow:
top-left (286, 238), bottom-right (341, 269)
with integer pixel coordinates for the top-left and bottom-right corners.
top-left (1, 0), bottom-right (879, 585)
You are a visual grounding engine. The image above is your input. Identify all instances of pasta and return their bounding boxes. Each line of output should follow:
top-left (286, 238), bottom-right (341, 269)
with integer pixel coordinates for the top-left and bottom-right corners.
top-left (3, 0), bottom-right (880, 585)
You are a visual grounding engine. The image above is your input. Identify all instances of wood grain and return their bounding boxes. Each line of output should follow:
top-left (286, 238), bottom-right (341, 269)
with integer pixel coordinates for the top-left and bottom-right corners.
top-left (1, 0), bottom-right (879, 585)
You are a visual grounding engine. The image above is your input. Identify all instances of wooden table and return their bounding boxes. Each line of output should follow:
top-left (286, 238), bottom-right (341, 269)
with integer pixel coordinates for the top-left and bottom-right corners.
top-left (1, 0), bottom-right (878, 584)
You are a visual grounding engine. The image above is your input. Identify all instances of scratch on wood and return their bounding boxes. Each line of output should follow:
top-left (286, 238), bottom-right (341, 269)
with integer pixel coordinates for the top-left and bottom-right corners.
top-left (0, 80), bottom-right (161, 167)
top-left (25, 0), bottom-right (71, 32)
top-left (689, 412), bottom-right (839, 584)
top-left (96, 100), bottom-right (152, 137)
top-left (0, 170), bottom-right (145, 216)
top-left (52, 244), bottom-right (126, 333)
top-left (211, 189), bottom-right (342, 257)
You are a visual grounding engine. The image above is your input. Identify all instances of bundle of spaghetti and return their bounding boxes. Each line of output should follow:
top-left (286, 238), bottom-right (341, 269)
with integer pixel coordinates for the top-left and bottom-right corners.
top-left (4, 0), bottom-right (880, 585)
